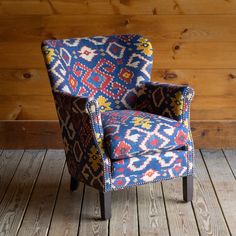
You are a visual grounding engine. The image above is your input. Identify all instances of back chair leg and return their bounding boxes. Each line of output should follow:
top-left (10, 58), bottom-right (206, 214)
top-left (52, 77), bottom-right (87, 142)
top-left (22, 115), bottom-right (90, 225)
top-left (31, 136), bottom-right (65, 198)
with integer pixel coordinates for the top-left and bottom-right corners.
top-left (100, 191), bottom-right (112, 220)
top-left (70, 176), bottom-right (79, 191)
top-left (183, 175), bottom-right (193, 202)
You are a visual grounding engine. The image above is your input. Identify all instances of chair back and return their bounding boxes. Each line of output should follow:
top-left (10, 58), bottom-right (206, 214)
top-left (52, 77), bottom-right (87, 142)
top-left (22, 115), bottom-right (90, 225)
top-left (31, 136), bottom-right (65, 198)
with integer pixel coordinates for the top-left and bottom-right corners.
top-left (42, 34), bottom-right (153, 111)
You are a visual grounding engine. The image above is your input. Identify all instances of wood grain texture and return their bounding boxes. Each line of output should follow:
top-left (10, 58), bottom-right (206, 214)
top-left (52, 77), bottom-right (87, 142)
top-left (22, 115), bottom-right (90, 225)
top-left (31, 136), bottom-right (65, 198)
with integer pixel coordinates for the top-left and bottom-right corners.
top-left (48, 168), bottom-right (84, 236)
top-left (1, 41), bottom-right (236, 69)
top-left (0, 1), bottom-right (53, 15)
top-left (0, 150), bottom-right (45, 236)
top-left (192, 150), bottom-right (230, 235)
top-left (1, 120), bottom-right (235, 149)
top-left (162, 179), bottom-right (199, 236)
top-left (0, 0), bottom-right (236, 137)
top-left (49, 0), bottom-right (236, 15)
top-left (0, 150), bottom-right (24, 201)
top-left (17, 150), bottom-right (65, 236)
top-left (1, 94), bottom-right (236, 120)
top-left (2, 15), bottom-right (236, 43)
top-left (0, 121), bottom-right (63, 149)
top-left (0, 95), bottom-right (56, 120)
top-left (201, 149), bottom-right (236, 235)
top-left (109, 188), bottom-right (138, 236)
top-left (0, 69), bottom-right (51, 96)
top-left (0, 68), bottom-right (236, 120)
top-left (137, 183), bottom-right (169, 236)
top-left (223, 149), bottom-right (236, 178)
top-left (79, 186), bottom-right (108, 236)
top-left (2, 0), bottom-right (236, 15)
top-left (191, 121), bottom-right (236, 148)
top-left (1, 68), bottom-right (235, 97)
top-left (0, 148), bottom-right (236, 235)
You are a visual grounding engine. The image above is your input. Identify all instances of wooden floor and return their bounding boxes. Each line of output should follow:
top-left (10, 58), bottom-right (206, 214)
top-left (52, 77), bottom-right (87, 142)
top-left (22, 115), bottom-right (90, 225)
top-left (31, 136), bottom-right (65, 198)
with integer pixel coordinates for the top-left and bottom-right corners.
top-left (0, 149), bottom-right (236, 236)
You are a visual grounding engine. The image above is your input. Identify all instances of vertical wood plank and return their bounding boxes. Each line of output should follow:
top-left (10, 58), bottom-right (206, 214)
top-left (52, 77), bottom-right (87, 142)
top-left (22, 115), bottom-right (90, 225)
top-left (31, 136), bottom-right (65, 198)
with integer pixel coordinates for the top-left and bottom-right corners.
top-left (48, 167), bottom-right (84, 236)
top-left (17, 149), bottom-right (65, 236)
top-left (223, 149), bottom-right (236, 178)
top-left (0, 149), bottom-right (24, 201)
top-left (162, 179), bottom-right (199, 236)
top-left (202, 149), bottom-right (236, 235)
top-left (78, 186), bottom-right (108, 236)
top-left (192, 150), bottom-right (230, 235)
top-left (109, 188), bottom-right (138, 236)
top-left (0, 150), bottom-right (46, 236)
top-left (137, 183), bottom-right (169, 236)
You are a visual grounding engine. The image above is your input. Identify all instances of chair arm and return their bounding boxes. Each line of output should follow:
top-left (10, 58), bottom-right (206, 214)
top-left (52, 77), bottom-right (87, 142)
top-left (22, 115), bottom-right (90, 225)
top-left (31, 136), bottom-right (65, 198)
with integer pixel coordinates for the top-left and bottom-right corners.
top-left (136, 82), bottom-right (195, 174)
top-left (53, 91), bottom-right (111, 191)
top-left (136, 82), bottom-right (194, 128)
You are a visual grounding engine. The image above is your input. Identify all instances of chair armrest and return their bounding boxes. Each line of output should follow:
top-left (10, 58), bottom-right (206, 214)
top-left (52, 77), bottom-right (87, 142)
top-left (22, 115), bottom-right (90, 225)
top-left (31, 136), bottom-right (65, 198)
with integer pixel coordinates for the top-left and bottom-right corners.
top-left (53, 91), bottom-right (111, 191)
top-left (136, 82), bottom-right (195, 175)
top-left (136, 82), bottom-right (194, 128)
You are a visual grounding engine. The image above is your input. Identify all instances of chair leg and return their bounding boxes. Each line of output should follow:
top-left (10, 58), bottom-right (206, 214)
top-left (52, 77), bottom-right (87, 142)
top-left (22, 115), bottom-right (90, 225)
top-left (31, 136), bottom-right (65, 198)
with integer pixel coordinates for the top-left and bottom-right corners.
top-left (183, 175), bottom-right (193, 202)
top-left (70, 176), bottom-right (79, 191)
top-left (100, 191), bottom-right (112, 220)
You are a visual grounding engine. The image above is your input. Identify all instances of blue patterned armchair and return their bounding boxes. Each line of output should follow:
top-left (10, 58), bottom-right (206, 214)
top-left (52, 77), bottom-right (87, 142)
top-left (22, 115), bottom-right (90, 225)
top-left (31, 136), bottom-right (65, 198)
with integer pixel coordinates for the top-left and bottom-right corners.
top-left (42, 35), bottom-right (194, 220)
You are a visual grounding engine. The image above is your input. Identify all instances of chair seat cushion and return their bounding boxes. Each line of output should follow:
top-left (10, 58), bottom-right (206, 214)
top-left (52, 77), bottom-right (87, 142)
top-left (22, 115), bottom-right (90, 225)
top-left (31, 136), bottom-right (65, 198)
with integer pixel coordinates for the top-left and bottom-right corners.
top-left (101, 110), bottom-right (189, 160)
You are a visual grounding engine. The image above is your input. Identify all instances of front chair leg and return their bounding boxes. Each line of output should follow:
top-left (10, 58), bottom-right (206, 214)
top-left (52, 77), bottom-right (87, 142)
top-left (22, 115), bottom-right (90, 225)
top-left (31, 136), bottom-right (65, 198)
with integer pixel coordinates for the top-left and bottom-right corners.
top-left (100, 191), bottom-right (112, 220)
top-left (70, 176), bottom-right (79, 191)
top-left (183, 175), bottom-right (193, 202)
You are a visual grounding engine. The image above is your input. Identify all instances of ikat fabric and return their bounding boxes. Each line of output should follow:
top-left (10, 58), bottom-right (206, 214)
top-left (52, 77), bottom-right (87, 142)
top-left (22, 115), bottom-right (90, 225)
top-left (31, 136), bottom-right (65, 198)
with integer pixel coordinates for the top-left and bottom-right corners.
top-left (41, 34), bottom-right (194, 192)
top-left (102, 110), bottom-right (189, 160)
top-left (42, 34), bottom-right (153, 111)
top-left (111, 150), bottom-right (189, 189)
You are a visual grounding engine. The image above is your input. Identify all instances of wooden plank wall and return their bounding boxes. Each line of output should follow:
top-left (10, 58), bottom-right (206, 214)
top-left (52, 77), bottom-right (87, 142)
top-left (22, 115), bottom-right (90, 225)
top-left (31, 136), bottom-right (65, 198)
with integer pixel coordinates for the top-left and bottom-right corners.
top-left (0, 0), bottom-right (236, 147)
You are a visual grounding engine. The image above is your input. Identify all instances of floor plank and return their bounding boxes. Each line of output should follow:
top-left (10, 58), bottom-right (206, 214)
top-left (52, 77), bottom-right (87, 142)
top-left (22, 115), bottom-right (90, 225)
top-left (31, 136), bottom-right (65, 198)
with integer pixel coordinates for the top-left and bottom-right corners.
top-left (0, 150), bottom-right (45, 236)
top-left (0, 150), bottom-right (24, 202)
top-left (48, 167), bottom-right (84, 236)
top-left (192, 150), bottom-right (230, 235)
top-left (110, 187), bottom-right (138, 236)
top-left (17, 149), bottom-right (65, 236)
top-left (1, 149), bottom-right (236, 236)
top-left (223, 149), bottom-right (236, 178)
top-left (137, 183), bottom-right (169, 236)
top-left (78, 186), bottom-right (108, 236)
top-left (202, 149), bottom-right (236, 235)
top-left (162, 179), bottom-right (199, 236)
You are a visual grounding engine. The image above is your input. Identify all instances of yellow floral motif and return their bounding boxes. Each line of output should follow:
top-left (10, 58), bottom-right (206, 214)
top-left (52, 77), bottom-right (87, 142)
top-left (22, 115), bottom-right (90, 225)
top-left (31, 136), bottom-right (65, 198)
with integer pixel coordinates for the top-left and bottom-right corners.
top-left (132, 117), bottom-right (152, 129)
top-left (88, 145), bottom-right (100, 171)
top-left (43, 46), bottom-right (56, 64)
top-left (97, 95), bottom-right (111, 111)
top-left (170, 91), bottom-right (184, 116)
top-left (136, 37), bottom-right (153, 56)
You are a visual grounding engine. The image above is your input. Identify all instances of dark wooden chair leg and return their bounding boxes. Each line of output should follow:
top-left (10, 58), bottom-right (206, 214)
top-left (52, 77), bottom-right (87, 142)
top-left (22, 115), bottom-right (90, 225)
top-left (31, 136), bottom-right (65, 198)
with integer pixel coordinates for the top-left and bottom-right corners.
top-left (100, 191), bottom-right (111, 220)
top-left (70, 176), bottom-right (79, 191)
top-left (183, 175), bottom-right (193, 202)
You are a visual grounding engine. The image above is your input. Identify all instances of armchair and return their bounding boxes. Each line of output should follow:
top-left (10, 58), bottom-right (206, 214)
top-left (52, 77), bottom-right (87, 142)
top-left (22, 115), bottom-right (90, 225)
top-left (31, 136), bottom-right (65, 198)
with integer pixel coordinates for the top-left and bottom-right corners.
top-left (42, 34), bottom-right (194, 220)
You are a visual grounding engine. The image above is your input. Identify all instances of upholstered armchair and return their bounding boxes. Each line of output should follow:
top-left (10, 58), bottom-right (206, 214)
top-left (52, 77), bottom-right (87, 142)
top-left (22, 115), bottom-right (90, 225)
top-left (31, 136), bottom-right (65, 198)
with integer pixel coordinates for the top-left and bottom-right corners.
top-left (42, 35), bottom-right (194, 220)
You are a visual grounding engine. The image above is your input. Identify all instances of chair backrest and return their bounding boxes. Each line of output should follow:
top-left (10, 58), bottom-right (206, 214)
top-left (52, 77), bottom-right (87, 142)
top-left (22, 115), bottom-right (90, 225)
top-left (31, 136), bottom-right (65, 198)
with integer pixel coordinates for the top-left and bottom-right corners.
top-left (42, 34), bottom-right (153, 111)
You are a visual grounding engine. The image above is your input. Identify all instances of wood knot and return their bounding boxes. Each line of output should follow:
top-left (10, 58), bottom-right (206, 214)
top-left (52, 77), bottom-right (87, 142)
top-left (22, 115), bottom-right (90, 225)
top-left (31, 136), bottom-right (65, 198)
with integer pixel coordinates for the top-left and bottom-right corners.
top-left (228, 73), bottom-right (236, 79)
top-left (163, 71), bottom-right (178, 80)
top-left (23, 72), bottom-right (31, 79)
top-left (124, 19), bottom-right (130, 26)
top-left (174, 45), bottom-right (180, 50)
top-left (181, 28), bottom-right (188, 34)
top-left (201, 130), bottom-right (208, 137)
top-left (46, 33), bottom-right (57, 40)
top-left (152, 8), bottom-right (157, 15)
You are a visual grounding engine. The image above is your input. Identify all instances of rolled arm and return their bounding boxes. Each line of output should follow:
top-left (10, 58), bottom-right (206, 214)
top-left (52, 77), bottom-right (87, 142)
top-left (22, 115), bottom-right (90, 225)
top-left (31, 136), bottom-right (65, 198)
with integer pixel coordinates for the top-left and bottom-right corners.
top-left (136, 82), bottom-right (194, 128)
top-left (53, 91), bottom-right (111, 191)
